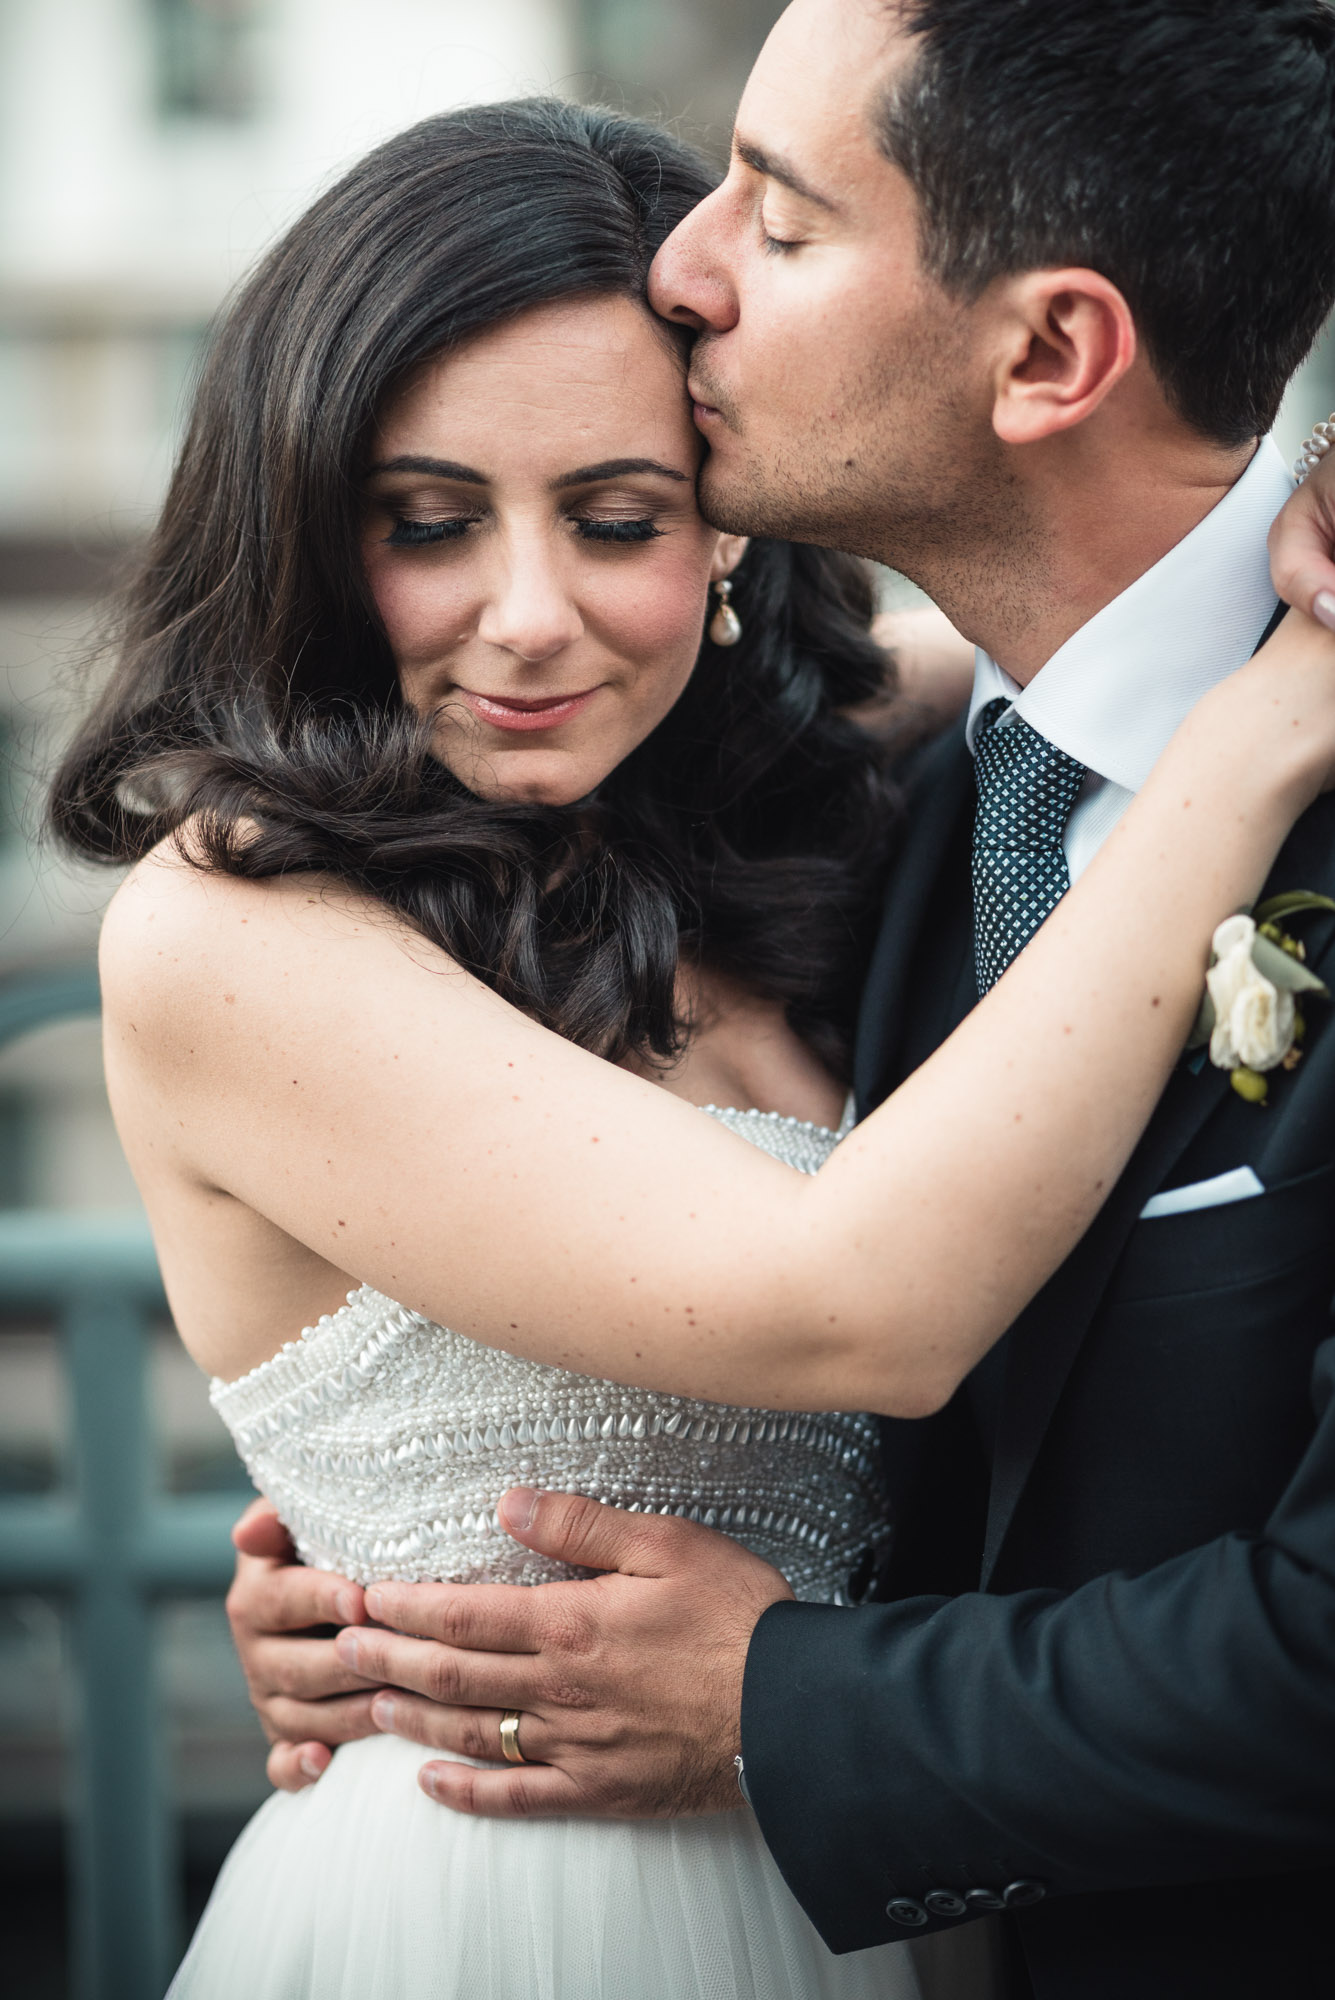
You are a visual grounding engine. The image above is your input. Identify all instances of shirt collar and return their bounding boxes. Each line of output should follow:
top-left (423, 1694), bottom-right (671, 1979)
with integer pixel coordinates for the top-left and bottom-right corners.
top-left (965, 436), bottom-right (1293, 792)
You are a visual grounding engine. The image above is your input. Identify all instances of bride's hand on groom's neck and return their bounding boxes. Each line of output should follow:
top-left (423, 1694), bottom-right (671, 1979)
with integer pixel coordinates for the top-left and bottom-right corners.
top-left (1270, 448), bottom-right (1335, 635)
top-left (336, 1490), bottom-right (794, 1821)
top-left (1220, 601), bottom-right (1335, 809)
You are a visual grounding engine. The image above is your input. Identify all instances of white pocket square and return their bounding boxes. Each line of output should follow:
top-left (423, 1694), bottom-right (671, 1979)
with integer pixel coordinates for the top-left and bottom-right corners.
top-left (1139, 1166), bottom-right (1265, 1220)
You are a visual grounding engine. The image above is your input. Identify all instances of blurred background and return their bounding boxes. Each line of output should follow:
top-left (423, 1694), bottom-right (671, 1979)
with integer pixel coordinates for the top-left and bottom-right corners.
top-left (1, 4), bottom-right (1333, 1995)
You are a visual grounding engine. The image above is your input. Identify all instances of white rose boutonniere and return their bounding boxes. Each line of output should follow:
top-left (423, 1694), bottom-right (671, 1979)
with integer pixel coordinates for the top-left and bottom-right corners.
top-left (1191, 894), bottom-right (1335, 1104)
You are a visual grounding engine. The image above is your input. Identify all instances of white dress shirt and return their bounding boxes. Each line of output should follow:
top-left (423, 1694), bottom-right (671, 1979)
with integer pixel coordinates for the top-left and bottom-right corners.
top-left (966, 436), bottom-right (1294, 881)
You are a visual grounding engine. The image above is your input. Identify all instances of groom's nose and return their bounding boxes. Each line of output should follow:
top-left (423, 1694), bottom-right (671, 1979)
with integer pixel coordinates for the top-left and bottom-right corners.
top-left (649, 191), bottom-right (739, 336)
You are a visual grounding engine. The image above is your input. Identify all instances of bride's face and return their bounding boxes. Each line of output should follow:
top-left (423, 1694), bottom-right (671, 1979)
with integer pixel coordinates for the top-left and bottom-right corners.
top-left (361, 295), bottom-right (745, 805)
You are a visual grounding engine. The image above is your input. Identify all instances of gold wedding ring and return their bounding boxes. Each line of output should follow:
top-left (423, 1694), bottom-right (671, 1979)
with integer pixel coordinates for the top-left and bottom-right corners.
top-left (499, 1710), bottom-right (529, 1765)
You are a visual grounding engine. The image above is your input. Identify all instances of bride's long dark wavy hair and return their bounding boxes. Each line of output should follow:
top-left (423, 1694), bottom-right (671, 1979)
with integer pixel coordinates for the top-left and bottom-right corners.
top-left (50, 99), bottom-right (901, 1075)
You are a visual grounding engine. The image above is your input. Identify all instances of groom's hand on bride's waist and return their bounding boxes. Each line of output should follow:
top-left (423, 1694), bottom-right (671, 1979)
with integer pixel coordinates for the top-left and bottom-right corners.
top-left (227, 1497), bottom-right (383, 1792)
top-left (334, 1489), bottom-right (794, 1819)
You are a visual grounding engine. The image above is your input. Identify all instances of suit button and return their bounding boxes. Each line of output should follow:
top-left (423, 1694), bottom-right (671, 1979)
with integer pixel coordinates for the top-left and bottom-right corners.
top-left (924, 1890), bottom-right (968, 1918)
top-left (886, 1898), bottom-right (929, 1928)
top-left (1004, 1879), bottom-right (1047, 1908)
top-left (965, 1887), bottom-right (1007, 1913)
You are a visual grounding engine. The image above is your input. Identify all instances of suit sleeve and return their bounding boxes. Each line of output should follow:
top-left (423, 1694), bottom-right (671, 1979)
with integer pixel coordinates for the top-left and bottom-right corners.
top-left (741, 1329), bottom-right (1335, 1954)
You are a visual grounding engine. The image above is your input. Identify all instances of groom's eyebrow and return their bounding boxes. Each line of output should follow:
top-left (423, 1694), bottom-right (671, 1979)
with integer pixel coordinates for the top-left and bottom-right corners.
top-left (553, 459), bottom-right (691, 488)
top-left (734, 138), bottom-right (838, 213)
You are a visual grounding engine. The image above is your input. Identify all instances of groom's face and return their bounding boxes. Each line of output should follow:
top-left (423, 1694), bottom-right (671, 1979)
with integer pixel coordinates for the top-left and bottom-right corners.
top-left (650, 0), bottom-right (998, 570)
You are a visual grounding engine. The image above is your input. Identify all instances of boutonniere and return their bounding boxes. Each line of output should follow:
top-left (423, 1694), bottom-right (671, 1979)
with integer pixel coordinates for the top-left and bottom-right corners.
top-left (1190, 893), bottom-right (1335, 1104)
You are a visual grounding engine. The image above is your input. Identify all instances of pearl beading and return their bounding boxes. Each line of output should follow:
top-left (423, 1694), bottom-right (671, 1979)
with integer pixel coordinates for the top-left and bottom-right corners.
top-left (211, 1103), bottom-right (888, 1603)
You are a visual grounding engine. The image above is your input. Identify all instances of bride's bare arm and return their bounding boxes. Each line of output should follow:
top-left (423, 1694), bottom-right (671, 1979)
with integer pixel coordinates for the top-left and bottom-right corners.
top-left (101, 611), bottom-right (1335, 1418)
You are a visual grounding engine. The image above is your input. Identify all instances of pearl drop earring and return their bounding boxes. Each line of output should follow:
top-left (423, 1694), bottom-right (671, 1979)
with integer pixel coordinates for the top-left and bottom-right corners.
top-left (709, 578), bottom-right (742, 647)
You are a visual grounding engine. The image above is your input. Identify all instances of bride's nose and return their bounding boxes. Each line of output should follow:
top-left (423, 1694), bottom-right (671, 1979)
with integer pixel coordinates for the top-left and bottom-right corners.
top-left (477, 541), bottom-right (584, 663)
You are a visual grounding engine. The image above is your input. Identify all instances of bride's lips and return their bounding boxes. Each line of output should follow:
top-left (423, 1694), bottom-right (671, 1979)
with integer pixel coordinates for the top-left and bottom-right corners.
top-left (457, 687), bottom-right (601, 733)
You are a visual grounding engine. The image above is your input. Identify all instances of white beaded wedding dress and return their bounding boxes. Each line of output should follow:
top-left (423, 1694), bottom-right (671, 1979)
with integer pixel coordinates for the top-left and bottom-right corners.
top-left (168, 1105), bottom-right (927, 2000)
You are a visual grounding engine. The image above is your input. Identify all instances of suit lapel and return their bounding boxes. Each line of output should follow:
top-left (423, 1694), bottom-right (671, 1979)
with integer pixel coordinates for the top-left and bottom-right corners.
top-left (854, 722), bottom-right (973, 1116)
top-left (980, 795), bottom-right (1335, 1589)
top-left (853, 609), bottom-right (1328, 1590)
top-left (976, 594), bottom-right (1292, 1585)
top-left (979, 1060), bottom-right (1231, 1586)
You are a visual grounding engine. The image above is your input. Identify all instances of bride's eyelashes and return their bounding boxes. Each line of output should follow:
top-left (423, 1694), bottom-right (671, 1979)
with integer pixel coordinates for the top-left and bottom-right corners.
top-left (383, 512), bottom-right (666, 549)
top-left (385, 515), bottom-right (478, 547)
top-left (574, 516), bottom-right (665, 544)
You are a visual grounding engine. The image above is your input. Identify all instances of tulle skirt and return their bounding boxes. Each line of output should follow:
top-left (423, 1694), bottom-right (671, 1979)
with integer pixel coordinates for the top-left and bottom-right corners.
top-left (166, 1734), bottom-right (961, 2000)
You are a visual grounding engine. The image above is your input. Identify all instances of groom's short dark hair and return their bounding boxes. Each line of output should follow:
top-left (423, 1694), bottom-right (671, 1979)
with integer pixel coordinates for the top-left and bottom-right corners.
top-left (878, 0), bottom-right (1335, 446)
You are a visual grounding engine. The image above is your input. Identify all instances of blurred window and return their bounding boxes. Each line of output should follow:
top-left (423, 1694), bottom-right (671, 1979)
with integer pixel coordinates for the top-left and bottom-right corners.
top-left (578, 0), bottom-right (783, 152)
top-left (0, 1319), bottom-right (67, 1494)
top-left (150, 0), bottom-right (265, 124)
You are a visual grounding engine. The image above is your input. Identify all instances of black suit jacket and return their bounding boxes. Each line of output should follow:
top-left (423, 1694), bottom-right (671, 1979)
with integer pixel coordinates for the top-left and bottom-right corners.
top-left (742, 719), bottom-right (1335, 1997)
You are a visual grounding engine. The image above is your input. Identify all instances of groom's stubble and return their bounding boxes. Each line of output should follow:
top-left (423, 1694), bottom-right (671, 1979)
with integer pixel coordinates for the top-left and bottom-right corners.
top-left (691, 314), bottom-right (1039, 624)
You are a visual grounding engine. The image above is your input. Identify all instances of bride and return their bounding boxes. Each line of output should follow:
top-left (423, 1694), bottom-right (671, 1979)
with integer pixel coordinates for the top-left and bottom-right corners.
top-left (52, 98), bottom-right (1335, 2000)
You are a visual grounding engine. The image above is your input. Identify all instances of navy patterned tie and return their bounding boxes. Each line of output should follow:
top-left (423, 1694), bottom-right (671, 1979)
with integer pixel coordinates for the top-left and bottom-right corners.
top-left (972, 697), bottom-right (1087, 993)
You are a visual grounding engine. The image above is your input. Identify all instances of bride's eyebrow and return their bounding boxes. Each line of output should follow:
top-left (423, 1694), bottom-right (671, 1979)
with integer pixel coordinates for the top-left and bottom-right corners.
top-left (365, 455), bottom-right (486, 483)
top-left (552, 458), bottom-right (691, 489)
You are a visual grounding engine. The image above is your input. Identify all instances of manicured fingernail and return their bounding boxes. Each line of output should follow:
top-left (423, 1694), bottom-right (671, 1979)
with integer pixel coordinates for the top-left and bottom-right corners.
top-left (499, 1487), bottom-right (539, 1535)
top-left (364, 1587), bottom-right (383, 1620)
top-left (420, 1765), bottom-right (442, 1802)
top-left (299, 1751), bottom-right (324, 1780)
top-left (335, 1589), bottom-right (360, 1625)
top-left (1315, 591), bottom-right (1335, 632)
top-left (337, 1629), bottom-right (360, 1669)
top-left (371, 1694), bottom-right (396, 1732)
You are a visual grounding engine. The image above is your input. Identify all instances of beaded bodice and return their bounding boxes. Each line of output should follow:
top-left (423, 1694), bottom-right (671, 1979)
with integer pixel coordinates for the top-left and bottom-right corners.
top-left (211, 1104), bottom-right (888, 1604)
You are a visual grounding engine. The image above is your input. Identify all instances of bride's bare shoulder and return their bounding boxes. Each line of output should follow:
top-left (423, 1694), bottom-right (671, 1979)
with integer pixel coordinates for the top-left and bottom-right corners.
top-left (99, 826), bottom-right (455, 1041)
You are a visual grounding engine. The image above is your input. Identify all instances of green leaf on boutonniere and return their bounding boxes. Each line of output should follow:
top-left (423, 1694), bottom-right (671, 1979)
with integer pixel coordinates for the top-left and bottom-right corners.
top-left (1249, 933), bottom-right (1330, 997)
top-left (1254, 891), bottom-right (1335, 927)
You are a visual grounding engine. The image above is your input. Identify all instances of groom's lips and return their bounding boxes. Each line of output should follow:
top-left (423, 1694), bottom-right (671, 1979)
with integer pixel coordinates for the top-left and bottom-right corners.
top-left (688, 373), bottom-right (729, 430)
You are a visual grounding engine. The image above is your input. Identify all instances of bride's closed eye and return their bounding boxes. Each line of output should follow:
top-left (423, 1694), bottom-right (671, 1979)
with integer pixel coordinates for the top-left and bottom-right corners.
top-left (573, 517), bottom-right (664, 544)
top-left (383, 513), bottom-right (667, 549)
top-left (384, 515), bottom-right (478, 547)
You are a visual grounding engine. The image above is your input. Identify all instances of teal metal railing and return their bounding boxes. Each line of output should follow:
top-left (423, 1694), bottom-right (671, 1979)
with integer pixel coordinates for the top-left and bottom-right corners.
top-left (0, 966), bottom-right (239, 2000)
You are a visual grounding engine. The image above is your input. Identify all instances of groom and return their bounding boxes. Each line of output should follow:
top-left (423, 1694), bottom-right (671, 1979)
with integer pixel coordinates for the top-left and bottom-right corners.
top-left (226, 1), bottom-right (1335, 1992)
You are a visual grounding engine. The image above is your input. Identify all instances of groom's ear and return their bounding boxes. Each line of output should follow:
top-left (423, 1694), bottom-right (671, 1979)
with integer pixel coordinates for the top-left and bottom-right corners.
top-left (987, 268), bottom-right (1137, 448)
